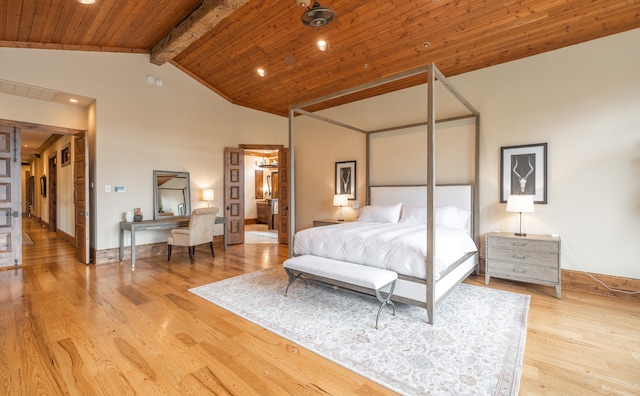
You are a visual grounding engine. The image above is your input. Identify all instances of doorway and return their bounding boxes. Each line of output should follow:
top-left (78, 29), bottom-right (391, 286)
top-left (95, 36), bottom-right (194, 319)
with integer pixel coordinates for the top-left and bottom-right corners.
top-left (245, 148), bottom-right (279, 244)
top-left (224, 144), bottom-right (287, 246)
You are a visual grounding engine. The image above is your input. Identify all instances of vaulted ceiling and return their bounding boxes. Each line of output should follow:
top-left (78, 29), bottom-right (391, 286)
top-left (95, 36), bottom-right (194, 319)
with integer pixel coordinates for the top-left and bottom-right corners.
top-left (1, 0), bottom-right (639, 116)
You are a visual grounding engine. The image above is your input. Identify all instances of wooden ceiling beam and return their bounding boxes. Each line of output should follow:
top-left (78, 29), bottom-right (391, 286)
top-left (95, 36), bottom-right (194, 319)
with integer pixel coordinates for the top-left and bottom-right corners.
top-left (150, 0), bottom-right (250, 66)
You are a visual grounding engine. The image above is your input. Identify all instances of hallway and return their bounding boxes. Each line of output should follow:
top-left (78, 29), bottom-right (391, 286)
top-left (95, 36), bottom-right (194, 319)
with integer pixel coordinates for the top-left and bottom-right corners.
top-left (16, 217), bottom-right (76, 269)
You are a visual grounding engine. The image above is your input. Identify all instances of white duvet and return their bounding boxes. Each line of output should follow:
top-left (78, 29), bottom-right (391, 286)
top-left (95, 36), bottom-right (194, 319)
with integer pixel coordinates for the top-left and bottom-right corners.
top-left (293, 222), bottom-right (478, 280)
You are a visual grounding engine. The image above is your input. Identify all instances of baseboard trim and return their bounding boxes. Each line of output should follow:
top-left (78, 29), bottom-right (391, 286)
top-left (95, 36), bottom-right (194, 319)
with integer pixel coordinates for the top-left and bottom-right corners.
top-left (56, 228), bottom-right (75, 247)
top-left (562, 269), bottom-right (640, 302)
top-left (478, 257), bottom-right (638, 301)
top-left (95, 237), bottom-right (224, 265)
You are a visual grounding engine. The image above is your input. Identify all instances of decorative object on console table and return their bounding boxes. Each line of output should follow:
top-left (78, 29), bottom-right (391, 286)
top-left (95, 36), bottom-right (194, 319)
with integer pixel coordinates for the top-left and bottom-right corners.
top-left (485, 232), bottom-right (561, 298)
top-left (506, 194), bottom-right (534, 236)
top-left (125, 210), bottom-right (134, 222)
top-left (335, 160), bottom-right (356, 200)
top-left (333, 194), bottom-right (348, 221)
top-left (133, 208), bottom-right (143, 222)
top-left (500, 143), bottom-right (547, 204)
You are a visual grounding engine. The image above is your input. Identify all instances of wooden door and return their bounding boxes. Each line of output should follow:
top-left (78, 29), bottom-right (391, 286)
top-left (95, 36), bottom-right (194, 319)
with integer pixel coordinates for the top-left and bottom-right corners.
top-left (26, 174), bottom-right (34, 218)
top-left (277, 148), bottom-right (289, 245)
top-left (74, 132), bottom-right (90, 264)
top-left (48, 155), bottom-right (57, 232)
top-left (224, 147), bottom-right (244, 245)
top-left (255, 169), bottom-right (264, 199)
top-left (0, 126), bottom-right (22, 268)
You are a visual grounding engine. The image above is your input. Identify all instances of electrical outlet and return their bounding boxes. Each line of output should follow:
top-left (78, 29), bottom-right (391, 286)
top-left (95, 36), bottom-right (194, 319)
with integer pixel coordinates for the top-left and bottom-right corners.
top-left (352, 202), bottom-right (360, 209)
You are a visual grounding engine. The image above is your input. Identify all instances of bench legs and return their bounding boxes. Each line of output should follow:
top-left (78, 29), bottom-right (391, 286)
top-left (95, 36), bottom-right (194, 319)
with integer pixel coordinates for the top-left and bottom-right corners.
top-left (374, 281), bottom-right (397, 329)
top-left (284, 268), bottom-right (397, 329)
top-left (284, 268), bottom-right (308, 296)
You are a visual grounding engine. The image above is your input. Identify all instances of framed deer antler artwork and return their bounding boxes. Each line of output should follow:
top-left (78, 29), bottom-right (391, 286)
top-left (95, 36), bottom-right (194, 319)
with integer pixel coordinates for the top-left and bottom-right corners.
top-left (500, 143), bottom-right (547, 204)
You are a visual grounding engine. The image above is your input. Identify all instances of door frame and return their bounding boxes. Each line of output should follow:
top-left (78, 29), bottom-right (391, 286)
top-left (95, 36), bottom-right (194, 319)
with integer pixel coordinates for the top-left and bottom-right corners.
top-left (231, 144), bottom-right (285, 244)
top-left (47, 153), bottom-right (57, 232)
top-left (0, 119), bottom-right (90, 265)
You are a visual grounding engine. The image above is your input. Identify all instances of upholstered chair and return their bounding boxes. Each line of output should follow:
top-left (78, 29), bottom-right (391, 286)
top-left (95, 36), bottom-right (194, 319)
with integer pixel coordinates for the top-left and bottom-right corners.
top-left (168, 207), bottom-right (219, 264)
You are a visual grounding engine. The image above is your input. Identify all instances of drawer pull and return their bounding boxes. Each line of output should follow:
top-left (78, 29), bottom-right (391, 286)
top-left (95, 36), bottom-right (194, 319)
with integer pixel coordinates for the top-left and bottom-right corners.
top-left (512, 268), bottom-right (527, 273)
top-left (512, 255), bottom-right (527, 260)
top-left (512, 242), bottom-right (527, 247)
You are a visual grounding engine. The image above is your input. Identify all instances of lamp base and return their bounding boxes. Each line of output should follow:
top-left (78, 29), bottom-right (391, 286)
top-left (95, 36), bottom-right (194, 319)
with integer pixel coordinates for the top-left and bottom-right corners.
top-left (514, 232), bottom-right (527, 237)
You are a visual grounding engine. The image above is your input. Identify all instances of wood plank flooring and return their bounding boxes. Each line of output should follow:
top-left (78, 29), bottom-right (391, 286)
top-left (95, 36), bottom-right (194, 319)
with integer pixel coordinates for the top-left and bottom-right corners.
top-left (2, 217), bottom-right (638, 395)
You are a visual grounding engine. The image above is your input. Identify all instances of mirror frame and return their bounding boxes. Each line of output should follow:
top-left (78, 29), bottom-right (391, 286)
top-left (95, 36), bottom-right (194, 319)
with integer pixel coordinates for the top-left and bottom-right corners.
top-left (153, 170), bottom-right (191, 220)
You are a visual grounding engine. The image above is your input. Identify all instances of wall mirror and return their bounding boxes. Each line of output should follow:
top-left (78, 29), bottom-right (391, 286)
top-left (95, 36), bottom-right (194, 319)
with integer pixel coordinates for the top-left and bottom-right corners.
top-left (153, 170), bottom-right (191, 219)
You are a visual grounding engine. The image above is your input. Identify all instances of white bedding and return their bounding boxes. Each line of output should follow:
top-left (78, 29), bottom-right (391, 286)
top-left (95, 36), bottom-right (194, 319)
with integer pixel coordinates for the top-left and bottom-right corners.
top-left (293, 222), bottom-right (478, 280)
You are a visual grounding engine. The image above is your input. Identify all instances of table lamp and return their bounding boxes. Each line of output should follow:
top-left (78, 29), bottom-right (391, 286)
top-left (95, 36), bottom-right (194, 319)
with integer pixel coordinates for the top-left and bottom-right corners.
top-left (202, 189), bottom-right (214, 208)
top-left (333, 194), bottom-right (348, 221)
top-left (506, 194), bottom-right (534, 236)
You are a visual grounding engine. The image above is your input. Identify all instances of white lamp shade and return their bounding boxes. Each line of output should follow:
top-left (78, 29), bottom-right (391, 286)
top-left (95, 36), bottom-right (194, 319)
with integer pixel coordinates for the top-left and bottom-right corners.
top-left (202, 189), bottom-right (214, 201)
top-left (506, 195), bottom-right (534, 213)
top-left (333, 194), bottom-right (348, 206)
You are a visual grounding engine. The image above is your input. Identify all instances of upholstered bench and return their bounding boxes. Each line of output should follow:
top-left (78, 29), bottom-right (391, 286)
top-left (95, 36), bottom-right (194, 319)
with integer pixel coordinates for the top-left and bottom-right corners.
top-left (283, 255), bottom-right (398, 329)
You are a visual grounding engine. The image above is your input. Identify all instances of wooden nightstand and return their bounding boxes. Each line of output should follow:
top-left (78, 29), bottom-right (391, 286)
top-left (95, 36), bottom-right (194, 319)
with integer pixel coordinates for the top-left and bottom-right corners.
top-left (313, 219), bottom-right (348, 227)
top-left (485, 232), bottom-right (561, 298)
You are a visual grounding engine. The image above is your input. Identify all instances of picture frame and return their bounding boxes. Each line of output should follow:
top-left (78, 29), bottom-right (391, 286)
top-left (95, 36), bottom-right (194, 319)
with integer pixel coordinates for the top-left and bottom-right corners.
top-left (61, 144), bottom-right (71, 167)
top-left (500, 143), bottom-right (547, 204)
top-left (335, 160), bottom-right (356, 200)
top-left (40, 175), bottom-right (47, 197)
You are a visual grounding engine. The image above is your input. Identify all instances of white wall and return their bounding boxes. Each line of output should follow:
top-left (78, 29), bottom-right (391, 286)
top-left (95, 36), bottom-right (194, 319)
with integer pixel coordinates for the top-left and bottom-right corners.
top-left (293, 28), bottom-right (640, 279)
top-left (1, 48), bottom-right (288, 251)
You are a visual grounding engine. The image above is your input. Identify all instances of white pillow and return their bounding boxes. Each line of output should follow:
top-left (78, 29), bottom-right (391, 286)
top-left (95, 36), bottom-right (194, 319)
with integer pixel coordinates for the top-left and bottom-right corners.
top-left (398, 205), bottom-right (470, 230)
top-left (398, 205), bottom-right (427, 224)
top-left (435, 206), bottom-right (470, 231)
top-left (356, 203), bottom-right (402, 223)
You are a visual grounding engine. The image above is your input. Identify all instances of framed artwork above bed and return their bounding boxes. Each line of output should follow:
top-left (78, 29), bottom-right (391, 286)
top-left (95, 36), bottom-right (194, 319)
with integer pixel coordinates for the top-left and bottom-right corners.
top-left (335, 160), bottom-right (356, 200)
top-left (500, 143), bottom-right (547, 204)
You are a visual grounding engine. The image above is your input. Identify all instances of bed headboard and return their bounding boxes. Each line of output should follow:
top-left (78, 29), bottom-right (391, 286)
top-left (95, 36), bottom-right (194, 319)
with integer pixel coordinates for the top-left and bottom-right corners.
top-left (370, 185), bottom-right (474, 235)
top-left (370, 185), bottom-right (473, 213)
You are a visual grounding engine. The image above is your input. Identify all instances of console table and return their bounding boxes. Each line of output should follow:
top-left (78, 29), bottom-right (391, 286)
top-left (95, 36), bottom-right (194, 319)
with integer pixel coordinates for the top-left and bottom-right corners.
top-left (119, 216), bottom-right (227, 268)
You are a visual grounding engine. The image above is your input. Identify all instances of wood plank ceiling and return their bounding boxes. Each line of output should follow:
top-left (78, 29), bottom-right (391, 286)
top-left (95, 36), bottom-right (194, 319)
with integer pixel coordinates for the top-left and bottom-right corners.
top-left (2, 0), bottom-right (639, 116)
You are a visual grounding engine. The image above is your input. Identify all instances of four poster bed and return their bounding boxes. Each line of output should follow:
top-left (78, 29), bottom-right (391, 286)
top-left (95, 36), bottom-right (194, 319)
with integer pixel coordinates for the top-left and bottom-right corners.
top-left (285, 63), bottom-right (480, 325)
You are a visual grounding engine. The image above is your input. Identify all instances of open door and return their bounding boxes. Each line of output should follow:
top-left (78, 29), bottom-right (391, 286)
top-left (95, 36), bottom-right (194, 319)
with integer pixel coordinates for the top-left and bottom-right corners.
top-left (224, 147), bottom-right (244, 245)
top-left (74, 131), bottom-right (90, 264)
top-left (277, 148), bottom-right (289, 245)
top-left (0, 126), bottom-right (22, 268)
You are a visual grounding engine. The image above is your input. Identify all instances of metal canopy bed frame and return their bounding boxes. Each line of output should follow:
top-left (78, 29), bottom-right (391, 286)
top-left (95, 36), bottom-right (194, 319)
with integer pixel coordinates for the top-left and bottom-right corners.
top-left (287, 62), bottom-right (480, 324)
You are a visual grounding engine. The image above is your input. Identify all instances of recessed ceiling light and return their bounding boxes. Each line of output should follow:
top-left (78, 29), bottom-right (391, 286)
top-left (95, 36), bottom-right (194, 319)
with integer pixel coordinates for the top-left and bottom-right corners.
top-left (77, 0), bottom-right (96, 4)
top-left (69, 98), bottom-right (78, 103)
top-left (316, 40), bottom-right (329, 51)
top-left (423, 42), bottom-right (431, 49)
top-left (257, 68), bottom-right (266, 77)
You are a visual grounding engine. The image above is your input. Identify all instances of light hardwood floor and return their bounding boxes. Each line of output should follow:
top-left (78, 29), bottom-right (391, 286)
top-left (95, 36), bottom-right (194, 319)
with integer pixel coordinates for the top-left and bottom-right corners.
top-left (2, 218), bottom-right (638, 395)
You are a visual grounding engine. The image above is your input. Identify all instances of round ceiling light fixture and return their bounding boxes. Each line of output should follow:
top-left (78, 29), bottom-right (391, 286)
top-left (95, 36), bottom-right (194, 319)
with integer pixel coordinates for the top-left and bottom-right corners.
top-left (300, 1), bottom-right (335, 27)
top-left (316, 40), bottom-right (329, 51)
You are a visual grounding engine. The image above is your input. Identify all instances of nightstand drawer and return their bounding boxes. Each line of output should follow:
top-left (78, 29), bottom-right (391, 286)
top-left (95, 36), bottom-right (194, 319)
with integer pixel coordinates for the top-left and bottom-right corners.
top-left (487, 247), bottom-right (559, 268)
top-left (486, 237), bottom-right (559, 253)
top-left (487, 260), bottom-right (560, 283)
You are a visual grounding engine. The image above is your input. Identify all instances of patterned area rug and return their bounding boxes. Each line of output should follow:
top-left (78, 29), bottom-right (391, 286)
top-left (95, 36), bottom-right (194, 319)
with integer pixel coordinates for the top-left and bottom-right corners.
top-left (22, 232), bottom-right (34, 246)
top-left (190, 267), bottom-right (529, 395)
